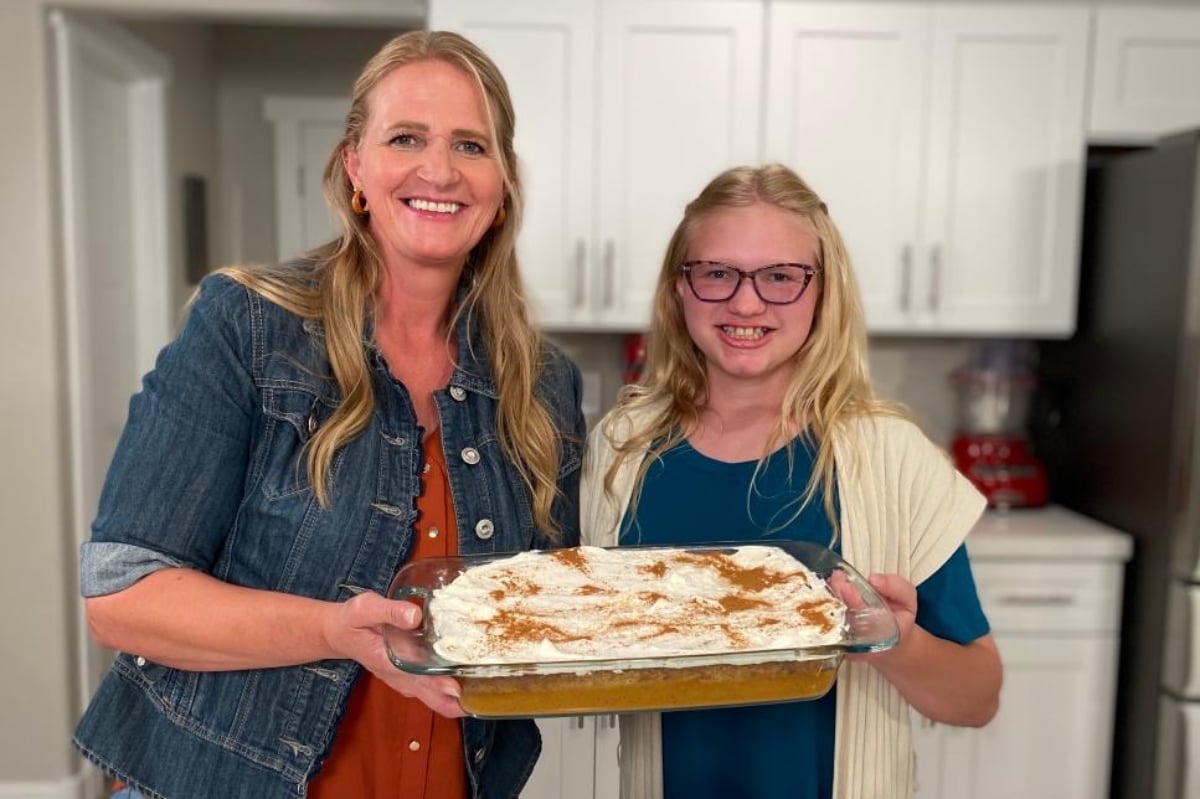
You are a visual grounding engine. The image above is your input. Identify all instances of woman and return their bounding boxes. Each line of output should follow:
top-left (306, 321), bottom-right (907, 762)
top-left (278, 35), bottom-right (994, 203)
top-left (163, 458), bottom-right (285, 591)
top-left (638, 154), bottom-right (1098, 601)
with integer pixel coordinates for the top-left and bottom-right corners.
top-left (581, 164), bottom-right (1002, 799)
top-left (73, 31), bottom-right (584, 799)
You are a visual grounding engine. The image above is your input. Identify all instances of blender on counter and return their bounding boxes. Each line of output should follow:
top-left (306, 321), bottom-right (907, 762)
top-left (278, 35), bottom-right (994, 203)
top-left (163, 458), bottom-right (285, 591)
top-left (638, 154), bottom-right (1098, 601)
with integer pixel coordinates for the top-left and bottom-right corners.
top-left (950, 340), bottom-right (1049, 509)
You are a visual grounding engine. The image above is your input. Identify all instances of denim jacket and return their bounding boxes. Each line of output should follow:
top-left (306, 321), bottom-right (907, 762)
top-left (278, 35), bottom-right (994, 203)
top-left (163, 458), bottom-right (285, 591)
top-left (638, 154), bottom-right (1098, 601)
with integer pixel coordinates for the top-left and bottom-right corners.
top-left (73, 273), bottom-right (585, 799)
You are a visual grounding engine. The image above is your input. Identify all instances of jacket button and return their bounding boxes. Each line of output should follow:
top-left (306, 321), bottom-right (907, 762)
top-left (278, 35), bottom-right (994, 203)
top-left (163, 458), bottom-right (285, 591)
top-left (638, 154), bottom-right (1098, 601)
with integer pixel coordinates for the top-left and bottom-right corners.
top-left (474, 747), bottom-right (486, 764)
top-left (449, 386), bottom-right (467, 401)
top-left (460, 447), bottom-right (480, 465)
top-left (475, 519), bottom-right (495, 540)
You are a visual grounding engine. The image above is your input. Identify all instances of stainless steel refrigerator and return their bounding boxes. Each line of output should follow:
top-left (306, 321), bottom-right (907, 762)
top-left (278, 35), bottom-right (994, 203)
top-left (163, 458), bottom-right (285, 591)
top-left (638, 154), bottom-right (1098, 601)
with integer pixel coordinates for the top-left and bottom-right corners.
top-left (1032, 128), bottom-right (1200, 799)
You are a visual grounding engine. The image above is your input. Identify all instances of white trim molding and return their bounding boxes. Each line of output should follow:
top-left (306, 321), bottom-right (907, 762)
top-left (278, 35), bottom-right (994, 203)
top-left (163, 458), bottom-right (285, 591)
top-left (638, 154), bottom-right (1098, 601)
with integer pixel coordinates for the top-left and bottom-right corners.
top-left (0, 767), bottom-right (92, 799)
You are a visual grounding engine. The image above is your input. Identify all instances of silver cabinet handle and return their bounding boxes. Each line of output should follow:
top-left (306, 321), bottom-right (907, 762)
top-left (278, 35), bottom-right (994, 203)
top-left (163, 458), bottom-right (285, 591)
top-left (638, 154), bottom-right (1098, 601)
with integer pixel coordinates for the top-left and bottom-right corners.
top-left (929, 245), bottom-right (941, 312)
top-left (571, 715), bottom-right (586, 730)
top-left (900, 244), bottom-right (912, 311)
top-left (572, 239), bottom-right (586, 308)
top-left (993, 593), bottom-right (1076, 607)
top-left (603, 240), bottom-right (615, 309)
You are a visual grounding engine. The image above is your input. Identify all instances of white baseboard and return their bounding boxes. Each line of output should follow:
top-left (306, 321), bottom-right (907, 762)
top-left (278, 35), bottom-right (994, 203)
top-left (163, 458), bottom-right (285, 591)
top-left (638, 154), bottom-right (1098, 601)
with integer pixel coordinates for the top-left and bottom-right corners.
top-left (0, 766), bottom-right (101, 799)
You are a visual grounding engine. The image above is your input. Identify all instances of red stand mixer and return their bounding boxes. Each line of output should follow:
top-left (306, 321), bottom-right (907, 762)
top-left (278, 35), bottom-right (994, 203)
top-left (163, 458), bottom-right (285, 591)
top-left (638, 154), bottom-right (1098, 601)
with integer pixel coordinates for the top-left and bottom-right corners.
top-left (950, 341), bottom-right (1049, 509)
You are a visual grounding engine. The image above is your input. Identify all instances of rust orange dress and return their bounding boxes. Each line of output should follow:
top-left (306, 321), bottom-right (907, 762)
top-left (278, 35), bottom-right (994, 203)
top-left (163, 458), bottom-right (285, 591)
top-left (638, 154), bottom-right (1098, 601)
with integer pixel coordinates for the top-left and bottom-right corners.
top-left (309, 431), bottom-right (469, 799)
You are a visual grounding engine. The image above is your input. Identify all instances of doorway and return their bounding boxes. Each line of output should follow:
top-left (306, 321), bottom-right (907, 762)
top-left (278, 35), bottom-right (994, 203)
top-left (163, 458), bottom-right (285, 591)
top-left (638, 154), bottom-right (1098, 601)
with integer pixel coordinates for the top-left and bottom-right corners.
top-left (48, 7), bottom-right (416, 795)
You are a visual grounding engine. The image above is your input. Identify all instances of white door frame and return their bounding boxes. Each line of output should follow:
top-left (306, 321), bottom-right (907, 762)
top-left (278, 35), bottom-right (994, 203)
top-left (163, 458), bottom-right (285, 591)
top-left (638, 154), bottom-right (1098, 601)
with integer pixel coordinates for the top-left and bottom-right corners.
top-left (49, 5), bottom-right (172, 736)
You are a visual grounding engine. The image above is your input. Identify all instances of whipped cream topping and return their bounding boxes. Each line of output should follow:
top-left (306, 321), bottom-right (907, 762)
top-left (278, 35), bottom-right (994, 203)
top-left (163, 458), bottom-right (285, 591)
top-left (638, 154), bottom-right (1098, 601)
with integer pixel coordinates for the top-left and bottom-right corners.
top-left (428, 545), bottom-right (846, 664)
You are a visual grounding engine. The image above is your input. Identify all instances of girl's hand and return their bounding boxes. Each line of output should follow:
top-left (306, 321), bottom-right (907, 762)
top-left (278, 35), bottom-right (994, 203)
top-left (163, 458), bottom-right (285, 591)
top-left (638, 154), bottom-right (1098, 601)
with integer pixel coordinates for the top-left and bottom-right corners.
top-left (829, 570), bottom-right (1002, 725)
top-left (322, 591), bottom-right (465, 718)
top-left (828, 570), bottom-right (917, 662)
top-left (862, 572), bottom-right (918, 643)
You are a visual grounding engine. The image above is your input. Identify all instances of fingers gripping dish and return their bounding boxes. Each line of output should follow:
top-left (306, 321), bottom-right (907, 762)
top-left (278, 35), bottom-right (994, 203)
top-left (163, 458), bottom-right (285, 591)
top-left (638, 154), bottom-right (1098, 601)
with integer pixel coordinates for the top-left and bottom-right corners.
top-left (385, 542), bottom-right (899, 718)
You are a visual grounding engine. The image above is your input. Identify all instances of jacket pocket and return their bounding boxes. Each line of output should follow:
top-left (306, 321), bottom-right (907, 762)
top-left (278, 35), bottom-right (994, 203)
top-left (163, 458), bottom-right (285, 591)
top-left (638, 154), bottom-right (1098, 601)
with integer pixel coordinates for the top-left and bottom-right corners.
top-left (113, 652), bottom-right (193, 719)
top-left (258, 385), bottom-right (328, 499)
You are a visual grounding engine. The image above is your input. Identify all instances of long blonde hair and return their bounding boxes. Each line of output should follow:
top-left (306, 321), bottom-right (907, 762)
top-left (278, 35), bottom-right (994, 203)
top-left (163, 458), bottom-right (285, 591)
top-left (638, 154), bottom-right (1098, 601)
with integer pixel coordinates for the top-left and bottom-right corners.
top-left (605, 163), bottom-right (908, 537)
top-left (220, 31), bottom-right (567, 536)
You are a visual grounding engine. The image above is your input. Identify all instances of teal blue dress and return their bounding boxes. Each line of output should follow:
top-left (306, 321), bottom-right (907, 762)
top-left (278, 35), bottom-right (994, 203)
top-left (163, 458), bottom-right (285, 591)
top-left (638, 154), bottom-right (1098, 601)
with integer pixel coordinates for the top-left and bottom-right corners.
top-left (619, 437), bottom-right (989, 799)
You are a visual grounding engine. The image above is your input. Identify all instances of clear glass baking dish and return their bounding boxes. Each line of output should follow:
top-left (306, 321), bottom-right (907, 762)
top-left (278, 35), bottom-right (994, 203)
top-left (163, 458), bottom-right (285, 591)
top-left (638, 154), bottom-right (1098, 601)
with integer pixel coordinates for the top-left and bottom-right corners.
top-left (384, 540), bottom-right (898, 718)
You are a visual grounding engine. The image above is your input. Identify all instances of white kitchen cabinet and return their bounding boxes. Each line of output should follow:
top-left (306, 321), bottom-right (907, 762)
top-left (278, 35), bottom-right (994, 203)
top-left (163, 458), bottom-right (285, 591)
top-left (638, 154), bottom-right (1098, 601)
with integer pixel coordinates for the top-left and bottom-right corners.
top-left (914, 636), bottom-right (1120, 799)
top-left (765, 3), bottom-right (1089, 336)
top-left (913, 516), bottom-right (1130, 799)
top-left (523, 715), bottom-right (619, 799)
top-left (430, 0), bottom-right (763, 331)
top-left (923, 634), bottom-right (1119, 799)
top-left (592, 713), bottom-right (620, 799)
top-left (1090, 7), bottom-right (1200, 145)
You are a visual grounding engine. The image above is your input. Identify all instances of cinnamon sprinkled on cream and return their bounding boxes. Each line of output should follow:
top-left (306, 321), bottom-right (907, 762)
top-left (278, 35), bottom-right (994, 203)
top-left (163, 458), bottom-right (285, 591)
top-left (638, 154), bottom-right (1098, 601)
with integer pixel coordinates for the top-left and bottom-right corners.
top-left (640, 561), bottom-right (668, 579)
top-left (428, 545), bottom-right (846, 664)
top-left (550, 547), bottom-right (589, 572)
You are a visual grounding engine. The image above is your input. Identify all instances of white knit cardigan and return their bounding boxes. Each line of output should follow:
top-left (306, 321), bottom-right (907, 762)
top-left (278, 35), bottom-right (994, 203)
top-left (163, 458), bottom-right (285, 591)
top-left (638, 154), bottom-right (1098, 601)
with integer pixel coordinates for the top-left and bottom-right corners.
top-left (579, 406), bottom-right (986, 799)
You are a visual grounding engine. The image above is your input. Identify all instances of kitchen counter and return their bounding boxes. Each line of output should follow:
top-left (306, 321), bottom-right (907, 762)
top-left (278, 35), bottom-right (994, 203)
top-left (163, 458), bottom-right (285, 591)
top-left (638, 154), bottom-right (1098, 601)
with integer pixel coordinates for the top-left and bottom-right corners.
top-left (965, 504), bottom-right (1134, 561)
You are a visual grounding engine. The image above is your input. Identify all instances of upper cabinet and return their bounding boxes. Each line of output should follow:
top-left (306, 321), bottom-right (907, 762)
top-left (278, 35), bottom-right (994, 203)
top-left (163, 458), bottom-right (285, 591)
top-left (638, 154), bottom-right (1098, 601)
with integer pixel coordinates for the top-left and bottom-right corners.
top-left (431, 0), bottom-right (1090, 336)
top-left (765, 3), bottom-right (1089, 336)
top-left (1090, 7), bottom-right (1200, 145)
top-left (430, 0), bottom-right (763, 331)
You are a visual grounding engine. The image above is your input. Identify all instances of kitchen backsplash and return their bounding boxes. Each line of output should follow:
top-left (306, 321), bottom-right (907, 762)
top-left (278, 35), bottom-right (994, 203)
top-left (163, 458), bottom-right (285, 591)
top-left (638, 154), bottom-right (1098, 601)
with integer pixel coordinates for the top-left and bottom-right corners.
top-left (550, 332), bottom-right (970, 448)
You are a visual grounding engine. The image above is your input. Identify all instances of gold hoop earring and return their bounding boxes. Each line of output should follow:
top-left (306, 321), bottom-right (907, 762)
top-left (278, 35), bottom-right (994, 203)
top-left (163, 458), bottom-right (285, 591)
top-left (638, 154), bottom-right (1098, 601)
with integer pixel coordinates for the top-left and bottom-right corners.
top-left (351, 188), bottom-right (369, 217)
top-left (491, 204), bottom-right (507, 229)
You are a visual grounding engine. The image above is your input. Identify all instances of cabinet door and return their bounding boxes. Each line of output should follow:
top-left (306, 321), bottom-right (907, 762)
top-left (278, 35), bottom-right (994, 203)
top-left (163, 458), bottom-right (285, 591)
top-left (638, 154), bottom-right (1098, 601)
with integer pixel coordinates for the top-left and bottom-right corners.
top-left (764, 3), bottom-right (928, 333)
top-left (523, 716), bottom-right (597, 799)
top-left (1090, 7), bottom-right (1200, 145)
top-left (593, 713), bottom-right (621, 799)
top-left (939, 634), bottom-right (1118, 799)
top-left (595, 0), bottom-right (764, 329)
top-left (922, 6), bottom-right (1088, 336)
top-left (428, 0), bottom-right (596, 328)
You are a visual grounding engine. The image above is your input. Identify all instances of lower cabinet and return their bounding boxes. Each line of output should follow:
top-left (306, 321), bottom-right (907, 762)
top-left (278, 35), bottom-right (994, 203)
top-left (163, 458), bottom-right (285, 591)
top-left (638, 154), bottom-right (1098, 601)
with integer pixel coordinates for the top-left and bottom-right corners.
top-left (913, 556), bottom-right (1126, 799)
top-left (913, 634), bottom-right (1119, 798)
top-left (523, 715), bottom-right (619, 799)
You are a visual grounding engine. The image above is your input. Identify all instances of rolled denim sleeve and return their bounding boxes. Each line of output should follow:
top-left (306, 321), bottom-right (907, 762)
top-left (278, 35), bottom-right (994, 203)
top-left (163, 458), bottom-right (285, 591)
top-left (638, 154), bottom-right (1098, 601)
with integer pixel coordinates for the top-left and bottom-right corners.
top-left (79, 541), bottom-right (184, 597)
top-left (84, 275), bottom-right (261, 587)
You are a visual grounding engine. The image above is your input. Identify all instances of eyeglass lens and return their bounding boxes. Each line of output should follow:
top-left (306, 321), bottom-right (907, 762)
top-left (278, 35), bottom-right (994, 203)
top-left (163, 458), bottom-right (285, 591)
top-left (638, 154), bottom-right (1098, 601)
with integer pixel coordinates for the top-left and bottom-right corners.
top-left (685, 262), bottom-right (815, 304)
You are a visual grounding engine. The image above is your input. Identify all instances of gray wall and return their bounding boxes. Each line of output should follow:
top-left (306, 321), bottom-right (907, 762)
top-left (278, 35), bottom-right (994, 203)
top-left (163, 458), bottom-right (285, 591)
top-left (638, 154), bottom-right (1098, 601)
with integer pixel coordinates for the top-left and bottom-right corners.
top-left (210, 23), bottom-right (404, 267)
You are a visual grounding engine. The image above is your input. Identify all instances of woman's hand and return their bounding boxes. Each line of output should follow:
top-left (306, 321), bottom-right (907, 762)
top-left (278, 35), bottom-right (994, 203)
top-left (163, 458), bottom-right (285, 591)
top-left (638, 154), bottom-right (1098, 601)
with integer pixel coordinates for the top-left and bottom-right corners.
top-left (321, 591), bottom-right (465, 719)
top-left (87, 569), bottom-right (465, 718)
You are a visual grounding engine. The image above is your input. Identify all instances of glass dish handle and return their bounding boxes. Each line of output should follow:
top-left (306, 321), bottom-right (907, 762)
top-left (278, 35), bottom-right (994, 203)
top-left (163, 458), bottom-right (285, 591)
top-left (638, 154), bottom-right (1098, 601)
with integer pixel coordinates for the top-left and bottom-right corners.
top-left (828, 563), bottom-right (901, 654)
top-left (390, 585), bottom-right (435, 604)
top-left (383, 585), bottom-right (445, 674)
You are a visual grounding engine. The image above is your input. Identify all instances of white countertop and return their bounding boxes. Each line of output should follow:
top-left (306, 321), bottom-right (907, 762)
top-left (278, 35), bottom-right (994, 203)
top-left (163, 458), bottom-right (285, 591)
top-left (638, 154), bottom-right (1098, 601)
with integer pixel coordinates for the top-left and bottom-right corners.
top-left (965, 504), bottom-right (1134, 561)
